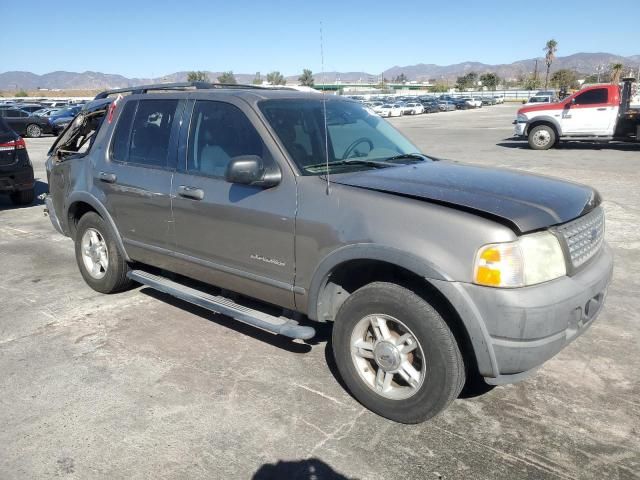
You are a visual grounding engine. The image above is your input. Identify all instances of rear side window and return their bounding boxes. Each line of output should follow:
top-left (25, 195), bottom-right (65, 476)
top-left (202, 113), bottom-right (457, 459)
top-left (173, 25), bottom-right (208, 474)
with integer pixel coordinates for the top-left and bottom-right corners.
top-left (111, 99), bottom-right (179, 168)
top-left (574, 88), bottom-right (608, 105)
top-left (187, 100), bottom-right (267, 178)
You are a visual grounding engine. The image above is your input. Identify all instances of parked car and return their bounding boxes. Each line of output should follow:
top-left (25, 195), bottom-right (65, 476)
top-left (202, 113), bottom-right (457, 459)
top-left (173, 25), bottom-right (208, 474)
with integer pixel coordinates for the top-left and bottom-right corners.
top-left (522, 95), bottom-right (556, 105)
top-left (0, 108), bottom-right (56, 138)
top-left (421, 101), bottom-right (440, 113)
top-left (479, 96), bottom-right (495, 106)
top-left (493, 95), bottom-right (504, 104)
top-left (378, 104), bottom-right (403, 117)
top-left (32, 107), bottom-right (65, 117)
top-left (403, 102), bottom-right (425, 115)
top-left (45, 83), bottom-right (613, 424)
top-left (437, 100), bottom-right (457, 112)
top-left (0, 117), bottom-right (34, 205)
top-left (14, 104), bottom-right (44, 114)
top-left (47, 106), bottom-right (82, 135)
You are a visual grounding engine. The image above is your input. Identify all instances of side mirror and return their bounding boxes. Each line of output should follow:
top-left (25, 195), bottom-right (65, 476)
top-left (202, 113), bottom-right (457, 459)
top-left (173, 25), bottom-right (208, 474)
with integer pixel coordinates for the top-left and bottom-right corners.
top-left (225, 155), bottom-right (281, 188)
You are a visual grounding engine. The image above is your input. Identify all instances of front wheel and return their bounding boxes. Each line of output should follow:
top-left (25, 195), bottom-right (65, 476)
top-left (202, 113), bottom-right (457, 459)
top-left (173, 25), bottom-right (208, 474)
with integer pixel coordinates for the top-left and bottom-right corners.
top-left (528, 125), bottom-right (556, 150)
top-left (26, 124), bottom-right (42, 138)
top-left (74, 212), bottom-right (133, 293)
top-left (332, 282), bottom-right (465, 424)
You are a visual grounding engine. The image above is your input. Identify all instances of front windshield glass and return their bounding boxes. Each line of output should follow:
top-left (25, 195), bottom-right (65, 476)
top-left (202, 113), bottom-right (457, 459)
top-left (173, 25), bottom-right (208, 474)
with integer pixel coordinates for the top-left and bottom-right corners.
top-left (260, 99), bottom-right (421, 176)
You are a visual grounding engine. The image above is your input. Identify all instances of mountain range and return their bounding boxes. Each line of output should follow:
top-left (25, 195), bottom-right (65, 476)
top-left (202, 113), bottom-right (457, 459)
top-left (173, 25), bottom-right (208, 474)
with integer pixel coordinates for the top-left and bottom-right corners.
top-left (1, 53), bottom-right (639, 91)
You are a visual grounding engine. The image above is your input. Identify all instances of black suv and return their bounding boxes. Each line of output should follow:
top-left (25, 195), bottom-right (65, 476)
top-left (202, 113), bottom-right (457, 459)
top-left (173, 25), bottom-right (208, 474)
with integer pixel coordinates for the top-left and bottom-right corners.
top-left (45, 83), bottom-right (612, 423)
top-left (0, 118), bottom-right (34, 205)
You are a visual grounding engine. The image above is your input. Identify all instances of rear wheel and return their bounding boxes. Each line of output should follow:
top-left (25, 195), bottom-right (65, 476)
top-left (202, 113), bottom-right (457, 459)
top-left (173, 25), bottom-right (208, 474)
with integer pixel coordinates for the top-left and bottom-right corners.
top-left (332, 282), bottom-right (465, 424)
top-left (25, 124), bottom-right (42, 138)
top-left (10, 188), bottom-right (34, 205)
top-left (74, 212), bottom-right (133, 293)
top-left (528, 125), bottom-right (556, 150)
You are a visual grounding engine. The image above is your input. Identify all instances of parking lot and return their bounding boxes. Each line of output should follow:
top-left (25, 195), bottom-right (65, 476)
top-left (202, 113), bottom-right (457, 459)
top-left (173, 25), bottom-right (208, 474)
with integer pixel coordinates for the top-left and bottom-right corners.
top-left (1, 103), bottom-right (638, 479)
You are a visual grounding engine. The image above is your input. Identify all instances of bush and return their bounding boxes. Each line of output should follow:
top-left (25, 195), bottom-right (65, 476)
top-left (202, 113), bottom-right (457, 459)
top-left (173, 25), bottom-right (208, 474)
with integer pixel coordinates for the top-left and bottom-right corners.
top-left (15, 90), bottom-right (29, 97)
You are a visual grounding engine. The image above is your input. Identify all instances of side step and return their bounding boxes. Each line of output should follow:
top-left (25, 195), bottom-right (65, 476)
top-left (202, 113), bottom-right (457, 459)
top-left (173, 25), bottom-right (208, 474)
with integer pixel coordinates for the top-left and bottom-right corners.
top-left (127, 270), bottom-right (315, 340)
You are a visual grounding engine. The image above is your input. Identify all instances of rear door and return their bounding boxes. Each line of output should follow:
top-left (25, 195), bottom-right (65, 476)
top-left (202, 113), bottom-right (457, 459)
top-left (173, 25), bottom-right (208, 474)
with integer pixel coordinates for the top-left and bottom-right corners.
top-left (169, 97), bottom-right (297, 309)
top-left (0, 109), bottom-right (29, 136)
top-left (561, 87), bottom-right (618, 135)
top-left (96, 97), bottom-right (183, 266)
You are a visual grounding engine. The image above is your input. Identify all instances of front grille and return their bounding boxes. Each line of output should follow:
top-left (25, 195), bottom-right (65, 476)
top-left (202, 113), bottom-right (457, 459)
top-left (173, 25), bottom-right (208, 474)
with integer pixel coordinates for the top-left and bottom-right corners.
top-left (555, 206), bottom-right (605, 269)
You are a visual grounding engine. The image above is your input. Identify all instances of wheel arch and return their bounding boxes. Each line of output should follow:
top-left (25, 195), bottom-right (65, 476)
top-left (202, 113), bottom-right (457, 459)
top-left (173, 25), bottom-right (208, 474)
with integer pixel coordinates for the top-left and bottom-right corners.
top-left (66, 192), bottom-right (131, 262)
top-left (306, 245), bottom-right (492, 379)
top-left (525, 116), bottom-right (562, 137)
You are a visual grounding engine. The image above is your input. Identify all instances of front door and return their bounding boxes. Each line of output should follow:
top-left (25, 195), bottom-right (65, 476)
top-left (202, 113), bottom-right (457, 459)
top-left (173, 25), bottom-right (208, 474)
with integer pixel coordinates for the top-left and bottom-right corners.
top-left (170, 98), bottom-right (297, 309)
top-left (561, 87), bottom-right (617, 135)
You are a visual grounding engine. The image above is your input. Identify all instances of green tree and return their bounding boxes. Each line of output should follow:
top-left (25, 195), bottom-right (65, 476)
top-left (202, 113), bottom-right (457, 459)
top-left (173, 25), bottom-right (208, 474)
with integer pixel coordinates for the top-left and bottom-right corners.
top-left (479, 72), bottom-right (500, 90)
top-left (217, 71), bottom-right (237, 84)
top-left (543, 39), bottom-right (558, 89)
top-left (550, 69), bottom-right (579, 89)
top-left (298, 69), bottom-right (315, 87)
top-left (252, 72), bottom-right (262, 85)
top-left (266, 71), bottom-right (286, 85)
top-left (456, 72), bottom-right (478, 91)
top-left (430, 82), bottom-right (449, 93)
top-left (187, 71), bottom-right (210, 82)
top-left (610, 63), bottom-right (625, 85)
top-left (15, 89), bottom-right (29, 97)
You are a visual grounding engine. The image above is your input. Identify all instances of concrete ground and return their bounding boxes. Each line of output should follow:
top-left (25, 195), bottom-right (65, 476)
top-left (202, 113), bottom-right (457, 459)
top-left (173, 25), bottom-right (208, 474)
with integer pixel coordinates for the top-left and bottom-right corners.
top-left (0, 104), bottom-right (638, 480)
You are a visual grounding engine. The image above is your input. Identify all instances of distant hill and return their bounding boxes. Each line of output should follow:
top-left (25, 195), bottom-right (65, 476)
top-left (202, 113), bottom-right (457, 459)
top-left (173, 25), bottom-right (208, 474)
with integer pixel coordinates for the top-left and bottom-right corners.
top-left (1, 52), bottom-right (638, 91)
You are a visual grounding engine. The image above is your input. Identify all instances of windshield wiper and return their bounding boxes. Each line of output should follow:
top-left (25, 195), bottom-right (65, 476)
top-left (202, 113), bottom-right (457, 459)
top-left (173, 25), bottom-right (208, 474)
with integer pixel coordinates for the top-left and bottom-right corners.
top-left (384, 153), bottom-right (429, 163)
top-left (306, 159), bottom-right (394, 170)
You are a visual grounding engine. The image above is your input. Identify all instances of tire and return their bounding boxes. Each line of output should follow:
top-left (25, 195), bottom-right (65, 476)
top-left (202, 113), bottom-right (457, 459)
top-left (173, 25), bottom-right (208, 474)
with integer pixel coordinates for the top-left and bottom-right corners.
top-left (25, 124), bottom-right (42, 138)
top-left (74, 212), bottom-right (133, 294)
top-left (528, 124), bottom-right (556, 150)
top-left (10, 188), bottom-right (35, 205)
top-left (332, 282), bottom-right (465, 424)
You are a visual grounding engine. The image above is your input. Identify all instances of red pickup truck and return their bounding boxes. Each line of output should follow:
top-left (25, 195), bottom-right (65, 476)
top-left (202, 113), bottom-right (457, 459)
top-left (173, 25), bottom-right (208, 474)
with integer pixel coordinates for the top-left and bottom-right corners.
top-left (514, 78), bottom-right (639, 149)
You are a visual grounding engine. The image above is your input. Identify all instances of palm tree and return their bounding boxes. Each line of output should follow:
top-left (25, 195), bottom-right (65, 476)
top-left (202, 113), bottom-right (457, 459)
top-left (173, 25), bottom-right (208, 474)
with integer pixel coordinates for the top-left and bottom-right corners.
top-left (610, 63), bottom-right (624, 85)
top-left (543, 39), bottom-right (558, 89)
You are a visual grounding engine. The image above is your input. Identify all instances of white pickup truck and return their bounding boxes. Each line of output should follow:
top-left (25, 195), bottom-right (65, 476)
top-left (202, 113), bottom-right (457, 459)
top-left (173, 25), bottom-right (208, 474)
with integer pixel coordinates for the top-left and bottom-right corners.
top-left (514, 78), bottom-right (640, 149)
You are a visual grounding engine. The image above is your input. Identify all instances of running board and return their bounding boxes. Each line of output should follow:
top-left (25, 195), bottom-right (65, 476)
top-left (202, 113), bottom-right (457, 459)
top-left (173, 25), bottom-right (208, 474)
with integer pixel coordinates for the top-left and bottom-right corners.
top-left (127, 270), bottom-right (315, 340)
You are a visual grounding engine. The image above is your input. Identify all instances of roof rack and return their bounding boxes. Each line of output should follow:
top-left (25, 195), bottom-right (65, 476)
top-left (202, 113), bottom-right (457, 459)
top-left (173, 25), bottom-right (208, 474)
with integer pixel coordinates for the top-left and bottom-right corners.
top-left (94, 81), bottom-right (277, 100)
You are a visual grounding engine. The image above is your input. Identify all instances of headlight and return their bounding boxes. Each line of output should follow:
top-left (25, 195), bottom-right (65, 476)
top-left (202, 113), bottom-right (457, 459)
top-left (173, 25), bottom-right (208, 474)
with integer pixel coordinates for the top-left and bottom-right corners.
top-left (473, 232), bottom-right (566, 288)
top-left (516, 114), bottom-right (528, 123)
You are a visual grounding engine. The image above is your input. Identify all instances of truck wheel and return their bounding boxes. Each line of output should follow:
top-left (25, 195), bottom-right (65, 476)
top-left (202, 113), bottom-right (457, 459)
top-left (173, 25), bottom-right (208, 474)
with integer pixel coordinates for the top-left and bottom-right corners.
top-left (528, 125), bottom-right (556, 150)
top-left (332, 282), bottom-right (465, 424)
top-left (10, 188), bottom-right (35, 206)
top-left (74, 212), bottom-right (133, 294)
top-left (26, 124), bottom-right (42, 138)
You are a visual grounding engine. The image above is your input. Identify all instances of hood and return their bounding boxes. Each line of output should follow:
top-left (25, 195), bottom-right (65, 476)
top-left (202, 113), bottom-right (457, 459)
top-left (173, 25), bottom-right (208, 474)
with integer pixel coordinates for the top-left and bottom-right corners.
top-left (332, 161), bottom-right (599, 233)
top-left (519, 101), bottom-right (566, 115)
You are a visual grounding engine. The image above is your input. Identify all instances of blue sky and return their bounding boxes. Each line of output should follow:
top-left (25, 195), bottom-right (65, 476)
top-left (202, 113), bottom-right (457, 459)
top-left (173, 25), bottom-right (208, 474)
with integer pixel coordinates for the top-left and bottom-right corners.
top-left (2, 0), bottom-right (638, 77)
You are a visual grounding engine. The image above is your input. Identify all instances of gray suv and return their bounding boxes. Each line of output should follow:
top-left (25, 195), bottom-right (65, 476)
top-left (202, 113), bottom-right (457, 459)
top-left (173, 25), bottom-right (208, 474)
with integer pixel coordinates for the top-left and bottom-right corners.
top-left (45, 83), bottom-right (613, 423)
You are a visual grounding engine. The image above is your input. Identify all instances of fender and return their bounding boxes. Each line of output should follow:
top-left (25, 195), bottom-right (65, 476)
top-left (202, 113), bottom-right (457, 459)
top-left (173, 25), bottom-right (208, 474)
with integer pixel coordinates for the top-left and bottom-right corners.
top-left (66, 191), bottom-right (131, 262)
top-left (304, 243), bottom-right (497, 378)
top-left (305, 243), bottom-right (452, 322)
top-left (525, 115), bottom-right (563, 136)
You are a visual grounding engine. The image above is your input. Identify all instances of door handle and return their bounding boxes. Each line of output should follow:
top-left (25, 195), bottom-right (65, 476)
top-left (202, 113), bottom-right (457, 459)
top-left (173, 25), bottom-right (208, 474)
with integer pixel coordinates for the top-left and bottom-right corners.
top-left (597, 107), bottom-right (607, 111)
top-left (98, 171), bottom-right (117, 183)
top-left (177, 185), bottom-right (204, 200)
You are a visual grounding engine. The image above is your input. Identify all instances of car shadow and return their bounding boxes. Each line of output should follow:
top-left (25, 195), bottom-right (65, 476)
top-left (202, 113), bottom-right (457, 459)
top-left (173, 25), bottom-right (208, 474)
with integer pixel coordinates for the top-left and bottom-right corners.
top-left (252, 458), bottom-right (354, 480)
top-left (139, 279), bottom-right (332, 354)
top-left (497, 140), bottom-right (640, 151)
top-left (0, 180), bottom-right (48, 210)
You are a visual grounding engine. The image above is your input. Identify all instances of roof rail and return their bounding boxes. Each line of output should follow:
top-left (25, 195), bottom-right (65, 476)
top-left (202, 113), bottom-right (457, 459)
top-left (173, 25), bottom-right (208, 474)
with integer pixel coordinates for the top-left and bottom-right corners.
top-left (94, 81), bottom-right (275, 99)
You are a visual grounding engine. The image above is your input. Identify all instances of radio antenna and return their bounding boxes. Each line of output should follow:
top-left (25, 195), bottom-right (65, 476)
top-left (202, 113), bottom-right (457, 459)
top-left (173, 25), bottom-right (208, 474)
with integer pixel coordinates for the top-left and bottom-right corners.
top-left (320, 22), bottom-right (330, 195)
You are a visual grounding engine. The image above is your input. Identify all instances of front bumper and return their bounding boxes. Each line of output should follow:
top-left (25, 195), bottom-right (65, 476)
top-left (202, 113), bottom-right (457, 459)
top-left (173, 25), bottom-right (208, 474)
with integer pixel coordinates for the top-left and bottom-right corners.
top-left (433, 244), bottom-right (613, 384)
top-left (0, 165), bottom-right (34, 193)
top-left (513, 121), bottom-right (527, 136)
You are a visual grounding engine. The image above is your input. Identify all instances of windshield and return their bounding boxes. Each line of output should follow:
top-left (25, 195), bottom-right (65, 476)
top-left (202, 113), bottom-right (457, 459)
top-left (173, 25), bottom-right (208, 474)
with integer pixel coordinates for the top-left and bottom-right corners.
top-left (260, 99), bottom-right (421, 175)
